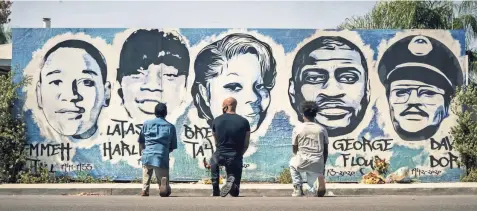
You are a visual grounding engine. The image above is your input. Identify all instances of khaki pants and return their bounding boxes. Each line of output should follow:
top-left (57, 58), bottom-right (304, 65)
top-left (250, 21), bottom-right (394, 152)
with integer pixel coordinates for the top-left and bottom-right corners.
top-left (142, 165), bottom-right (169, 192)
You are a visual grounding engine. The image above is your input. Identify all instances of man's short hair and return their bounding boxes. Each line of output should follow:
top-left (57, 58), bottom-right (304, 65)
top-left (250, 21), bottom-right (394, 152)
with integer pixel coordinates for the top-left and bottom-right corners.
top-left (117, 29), bottom-right (190, 85)
top-left (291, 36), bottom-right (368, 85)
top-left (40, 39), bottom-right (108, 83)
top-left (300, 101), bottom-right (319, 119)
top-left (155, 103), bottom-right (167, 117)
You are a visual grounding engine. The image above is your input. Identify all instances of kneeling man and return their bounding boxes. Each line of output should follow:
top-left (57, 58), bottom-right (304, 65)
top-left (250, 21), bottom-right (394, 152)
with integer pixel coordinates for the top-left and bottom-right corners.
top-left (290, 101), bottom-right (329, 197)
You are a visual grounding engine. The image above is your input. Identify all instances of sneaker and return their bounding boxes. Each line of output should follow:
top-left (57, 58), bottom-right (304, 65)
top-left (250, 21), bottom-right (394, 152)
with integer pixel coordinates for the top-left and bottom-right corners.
top-left (292, 184), bottom-right (304, 197)
top-left (220, 176), bottom-right (235, 197)
top-left (159, 177), bottom-right (171, 197)
top-left (212, 186), bottom-right (220, 196)
top-left (229, 185), bottom-right (240, 197)
top-left (312, 177), bottom-right (326, 197)
top-left (140, 191), bottom-right (149, 197)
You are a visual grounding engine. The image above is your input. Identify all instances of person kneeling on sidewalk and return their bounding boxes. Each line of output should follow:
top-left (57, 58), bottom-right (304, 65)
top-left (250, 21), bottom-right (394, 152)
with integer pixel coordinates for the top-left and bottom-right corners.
top-left (289, 101), bottom-right (328, 197)
top-left (138, 103), bottom-right (177, 197)
top-left (210, 97), bottom-right (251, 197)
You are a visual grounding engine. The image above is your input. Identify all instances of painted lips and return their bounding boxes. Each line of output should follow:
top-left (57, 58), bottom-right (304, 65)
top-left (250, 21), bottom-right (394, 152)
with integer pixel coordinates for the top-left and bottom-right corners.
top-left (317, 102), bottom-right (353, 120)
top-left (56, 107), bottom-right (85, 120)
top-left (136, 98), bottom-right (161, 104)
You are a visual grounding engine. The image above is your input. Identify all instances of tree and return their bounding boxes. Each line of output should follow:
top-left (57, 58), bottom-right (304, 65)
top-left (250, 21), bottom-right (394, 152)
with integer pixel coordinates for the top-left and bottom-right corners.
top-left (451, 84), bottom-right (477, 181)
top-left (0, 0), bottom-right (12, 44)
top-left (338, 0), bottom-right (477, 41)
top-left (0, 0), bottom-right (12, 24)
top-left (338, 1), bottom-right (453, 30)
top-left (0, 71), bottom-right (30, 183)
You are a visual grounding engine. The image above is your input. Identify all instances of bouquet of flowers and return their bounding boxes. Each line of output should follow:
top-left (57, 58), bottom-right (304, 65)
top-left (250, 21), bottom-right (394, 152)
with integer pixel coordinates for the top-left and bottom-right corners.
top-left (360, 156), bottom-right (390, 184)
top-left (374, 156), bottom-right (390, 176)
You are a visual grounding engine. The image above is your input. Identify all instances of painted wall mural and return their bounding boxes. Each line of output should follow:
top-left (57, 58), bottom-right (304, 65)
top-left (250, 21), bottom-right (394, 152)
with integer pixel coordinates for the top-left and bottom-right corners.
top-left (12, 28), bottom-right (467, 182)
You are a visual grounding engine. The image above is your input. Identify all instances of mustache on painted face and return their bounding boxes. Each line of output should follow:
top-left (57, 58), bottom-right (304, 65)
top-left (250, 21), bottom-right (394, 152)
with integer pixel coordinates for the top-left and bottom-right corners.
top-left (400, 104), bottom-right (429, 117)
top-left (316, 98), bottom-right (354, 120)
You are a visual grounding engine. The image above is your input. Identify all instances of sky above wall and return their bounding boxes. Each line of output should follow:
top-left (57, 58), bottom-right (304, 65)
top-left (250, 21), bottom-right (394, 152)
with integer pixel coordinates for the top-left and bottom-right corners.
top-left (9, 0), bottom-right (475, 49)
top-left (10, 1), bottom-right (376, 29)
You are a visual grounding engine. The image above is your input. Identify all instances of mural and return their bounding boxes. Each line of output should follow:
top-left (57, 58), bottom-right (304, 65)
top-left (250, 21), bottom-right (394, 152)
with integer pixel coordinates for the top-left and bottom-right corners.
top-left (12, 28), bottom-right (467, 182)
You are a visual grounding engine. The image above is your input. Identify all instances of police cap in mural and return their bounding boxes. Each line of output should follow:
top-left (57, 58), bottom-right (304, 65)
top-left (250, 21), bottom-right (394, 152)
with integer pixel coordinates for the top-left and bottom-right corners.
top-left (378, 35), bottom-right (464, 141)
top-left (378, 35), bottom-right (463, 93)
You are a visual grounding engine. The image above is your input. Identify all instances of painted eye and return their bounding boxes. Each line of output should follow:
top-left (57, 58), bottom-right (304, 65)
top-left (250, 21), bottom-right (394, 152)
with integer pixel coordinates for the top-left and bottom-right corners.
top-left (83, 79), bottom-right (95, 87)
top-left (305, 75), bottom-right (326, 84)
top-left (223, 83), bottom-right (243, 92)
top-left (395, 89), bottom-right (410, 97)
top-left (302, 69), bottom-right (327, 84)
top-left (255, 83), bottom-right (265, 90)
top-left (337, 73), bottom-right (358, 84)
top-left (164, 74), bottom-right (178, 80)
top-left (49, 80), bottom-right (62, 86)
top-left (419, 89), bottom-right (438, 96)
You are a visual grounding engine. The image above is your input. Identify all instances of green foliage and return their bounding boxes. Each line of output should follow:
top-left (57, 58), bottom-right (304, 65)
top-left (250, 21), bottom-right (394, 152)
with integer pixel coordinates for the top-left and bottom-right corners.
top-left (0, 0), bottom-right (12, 24)
top-left (276, 167), bottom-right (292, 184)
top-left (338, 0), bottom-right (477, 44)
top-left (461, 169), bottom-right (477, 182)
top-left (18, 166), bottom-right (51, 184)
top-left (0, 71), bottom-right (31, 183)
top-left (0, 0), bottom-right (11, 44)
top-left (75, 171), bottom-right (96, 183)
top-left (338, 1), bottom-right (454, 30)
top-left (18, 168), bottom-right (115, 183)
top-left (451, 84), bottom-right (477, 181)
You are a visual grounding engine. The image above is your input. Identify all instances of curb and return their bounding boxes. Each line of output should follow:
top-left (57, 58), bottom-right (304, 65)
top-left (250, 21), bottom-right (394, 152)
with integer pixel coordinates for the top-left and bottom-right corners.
top-left (1, 183), bottom-right (477, 196)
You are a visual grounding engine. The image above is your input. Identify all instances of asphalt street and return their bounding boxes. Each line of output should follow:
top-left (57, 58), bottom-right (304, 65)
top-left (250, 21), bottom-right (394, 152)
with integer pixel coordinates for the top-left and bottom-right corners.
top-left (1, 195), bottom-right (476, 211)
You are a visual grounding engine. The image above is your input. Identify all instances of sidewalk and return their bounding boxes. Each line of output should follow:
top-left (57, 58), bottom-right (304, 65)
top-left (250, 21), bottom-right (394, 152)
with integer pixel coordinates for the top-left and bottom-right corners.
top-left (1, 183), bottom-right (477, 196)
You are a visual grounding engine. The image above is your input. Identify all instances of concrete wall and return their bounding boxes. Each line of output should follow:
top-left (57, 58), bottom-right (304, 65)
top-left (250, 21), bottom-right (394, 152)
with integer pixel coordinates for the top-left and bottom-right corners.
top-left (12, 28), bottom-right (467, 182)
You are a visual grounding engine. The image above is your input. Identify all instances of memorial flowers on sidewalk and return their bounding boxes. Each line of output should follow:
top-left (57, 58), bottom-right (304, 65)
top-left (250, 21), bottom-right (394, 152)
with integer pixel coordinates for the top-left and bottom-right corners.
top-left (361, 156), bottom-right (390, 184)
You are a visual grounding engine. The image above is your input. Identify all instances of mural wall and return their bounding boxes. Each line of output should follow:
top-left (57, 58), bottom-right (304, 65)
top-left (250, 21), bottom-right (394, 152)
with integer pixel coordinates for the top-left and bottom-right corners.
top-left (12, 28), bottom-right (467, 182)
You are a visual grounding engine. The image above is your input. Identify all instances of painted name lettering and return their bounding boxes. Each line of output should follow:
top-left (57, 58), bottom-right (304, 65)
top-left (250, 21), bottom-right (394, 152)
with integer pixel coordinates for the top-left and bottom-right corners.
top-left (106, 119), bottom-right (142, 139)
top-left (333, 137), bottom-right (393, 152)
top-left (24, 143), bottom-right (72, 161)
top-left (103, 141), bottom-right (141, 160)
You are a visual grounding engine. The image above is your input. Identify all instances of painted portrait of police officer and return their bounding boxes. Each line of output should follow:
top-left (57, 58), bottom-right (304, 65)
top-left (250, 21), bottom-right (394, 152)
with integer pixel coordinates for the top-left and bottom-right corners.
top-left (378, 35), bottom-right (464, 141)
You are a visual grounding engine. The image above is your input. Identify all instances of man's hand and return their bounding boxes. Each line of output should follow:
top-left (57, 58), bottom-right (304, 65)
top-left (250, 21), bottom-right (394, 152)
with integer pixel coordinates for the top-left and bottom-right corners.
top-left (292, 145), bottom-right (298, 155)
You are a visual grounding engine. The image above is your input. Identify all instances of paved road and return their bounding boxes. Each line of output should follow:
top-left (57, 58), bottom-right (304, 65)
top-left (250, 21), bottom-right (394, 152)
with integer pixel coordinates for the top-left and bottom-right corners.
top-left (1, 195), bottom-right (476, 211)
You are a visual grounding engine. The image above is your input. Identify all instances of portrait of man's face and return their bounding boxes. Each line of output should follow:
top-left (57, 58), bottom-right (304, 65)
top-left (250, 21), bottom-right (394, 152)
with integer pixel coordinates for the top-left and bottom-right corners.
top-left (207, 53), bottom-right (270, 132)
top-left (192, 33), bottom-right (276, 133)
top-left (117, 29), bottom-right (190, 122)
top-left (389, 80), bottom-right (446, 134)
top-left (289, 37), bottom-right (369, 137)
top-left (378, 35), bottom-right (463, 141)
top-left (36, 41), bottom-right (110, 139)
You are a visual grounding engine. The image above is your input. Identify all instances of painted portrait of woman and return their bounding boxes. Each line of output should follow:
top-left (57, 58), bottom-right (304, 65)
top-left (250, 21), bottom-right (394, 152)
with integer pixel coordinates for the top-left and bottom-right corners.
top-left (191, 33), bottom-right (277, 132)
